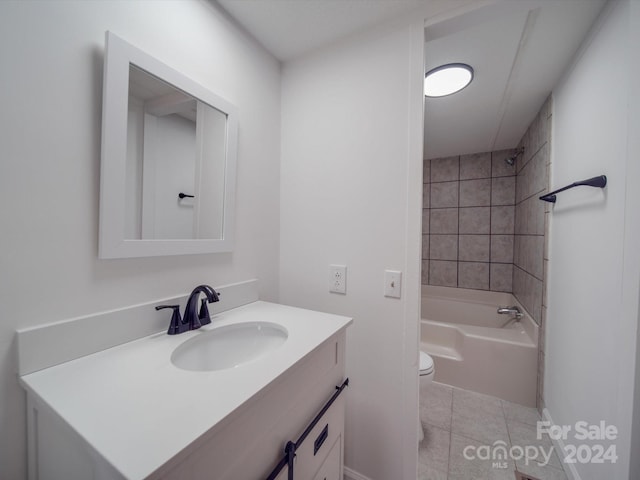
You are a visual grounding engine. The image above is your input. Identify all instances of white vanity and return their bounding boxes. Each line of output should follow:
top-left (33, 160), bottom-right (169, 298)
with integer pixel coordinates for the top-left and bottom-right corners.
top-left (18, 283), bottom-right (352, 480)
top-left (18, 31), bottom-right (353, 480)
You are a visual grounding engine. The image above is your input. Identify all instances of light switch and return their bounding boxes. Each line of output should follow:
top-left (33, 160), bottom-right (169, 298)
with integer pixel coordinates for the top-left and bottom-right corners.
top-left (384, 270), bottom-right (402, 298)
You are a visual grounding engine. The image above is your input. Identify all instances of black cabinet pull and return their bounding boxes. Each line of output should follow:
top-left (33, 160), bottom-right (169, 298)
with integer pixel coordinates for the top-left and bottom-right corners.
top-left (313, 424), bottom-right (328, 456)
top-left (265, 378), bottom-right (349, 480)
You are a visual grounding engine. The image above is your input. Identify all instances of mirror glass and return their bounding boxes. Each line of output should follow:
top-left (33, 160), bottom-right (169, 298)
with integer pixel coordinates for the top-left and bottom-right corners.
top-left (100, 32), bottom-right (238, 258)
top-left (125, 66), bottom-right (226, 241)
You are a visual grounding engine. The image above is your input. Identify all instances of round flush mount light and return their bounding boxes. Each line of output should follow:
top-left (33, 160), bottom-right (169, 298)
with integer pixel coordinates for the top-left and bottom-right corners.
top-left (424, 63), bottom-right (474, 97)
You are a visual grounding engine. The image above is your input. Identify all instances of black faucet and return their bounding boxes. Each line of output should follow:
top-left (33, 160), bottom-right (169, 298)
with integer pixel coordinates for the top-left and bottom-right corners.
top-left (156, 285), bottom-right (220, 335)
top-left (184, 285), bottom-right (220, 330)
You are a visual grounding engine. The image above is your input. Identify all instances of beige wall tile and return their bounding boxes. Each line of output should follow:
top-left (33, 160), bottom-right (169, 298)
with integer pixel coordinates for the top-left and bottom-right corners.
top-left (513, 266), bottom-right (543, 324)
top-left (544, 212), bottom-right (550, 257)
top-left (423, 183), bottom-right (430, 209)
top-left (515, 195), bottom-right (545, 235)
top-left (491, 176), bottom-right (515, 205)
top-left (459, 179), bottom-right (491, 206)
top-left (459, 207), bottom-right (490, 234)
top-left (459, 235), bottom-right (490, 262)
top-left (423, 159), bottom-right (431, 183)
top-left (490, 206), bottom-right (515, 234)
top-left (431, 181), bottom-right (459, 208)
top-left (422, 234), bottom-right (429, 259)
top-left (460, 152), bottom-right (491, 180)
top-left (491, 149), bottom-right (517, 178)
top-left (490, 235), bottom-right (514, 263)
top-left (490, 263), bottom-right (513, 292)
top-left (430, 260), bottom-right (457, 287)
top-left (424, 107), bottom-right (550, 301)
top-left (516, 146), bottom-right (549, 203)
top-left (514, 235), bottom-right (544, 280)
top-left (517, 131), bottom-right (530, 174)
top-left (421, 259), bottom-right (429, 285)
top-left (430, 208), bottom-right (458, 234)
top-left (422, 209), bottom-right (430, 234)
top-left (430, 235), bottom-right (458, 261)
top-left (458, 262), bottom-right (489, 290)
top-left (430, 156), bottom-right (459, 182)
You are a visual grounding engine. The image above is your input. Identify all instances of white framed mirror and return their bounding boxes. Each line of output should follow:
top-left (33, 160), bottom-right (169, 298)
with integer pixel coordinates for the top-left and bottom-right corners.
top-left (99, 31), bottom-right (238, 259)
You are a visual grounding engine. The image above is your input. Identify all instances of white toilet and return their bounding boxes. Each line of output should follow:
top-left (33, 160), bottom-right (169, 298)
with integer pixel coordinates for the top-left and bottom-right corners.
top-left (418, 351), bottom-right (434, 442)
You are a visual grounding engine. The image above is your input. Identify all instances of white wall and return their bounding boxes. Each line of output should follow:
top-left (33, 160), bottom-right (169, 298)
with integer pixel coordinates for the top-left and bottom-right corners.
top-left (0, 1), bottom-right (281, 478)
top-left (628, 4), bottom-right (640, 478)
top-left (279, 20), bottom-right (425, 480)
top-left (546, 0), bottom-right (640, 478)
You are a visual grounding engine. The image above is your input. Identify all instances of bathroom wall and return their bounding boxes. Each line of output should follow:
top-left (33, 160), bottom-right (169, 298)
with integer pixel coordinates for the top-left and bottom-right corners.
top-left (513, 98), bottom-right (551, 327)
top-left (422, 150), bottom-right (516, 292)
top-left (279, 17), bottom-right (426, 480)
top-left (512, 97), bottom-right (552, 410)
top-left (546, 0), bottom-right (640, 478)
top-left (0, 1), bottom-right (281, 478)
top-left (628, 4), bottom-right (640, 478)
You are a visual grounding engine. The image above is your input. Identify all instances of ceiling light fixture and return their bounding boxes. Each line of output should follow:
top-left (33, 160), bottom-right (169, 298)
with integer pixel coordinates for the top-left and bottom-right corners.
top-left (424, 63), bottom-right (474, 97)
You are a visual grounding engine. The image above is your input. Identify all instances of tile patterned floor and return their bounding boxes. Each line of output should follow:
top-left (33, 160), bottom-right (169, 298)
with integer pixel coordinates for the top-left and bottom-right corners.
top-left (419, 382), bottom-right (568, 480)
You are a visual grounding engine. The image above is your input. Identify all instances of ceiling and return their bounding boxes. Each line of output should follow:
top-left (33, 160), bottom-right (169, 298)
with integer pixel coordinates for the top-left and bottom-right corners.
top-left (215, 0), bottom-right (438, 61)
top-left (423, 0), bottom-right (605, 158)
top-left (214, 0), bottom-right (606, 159)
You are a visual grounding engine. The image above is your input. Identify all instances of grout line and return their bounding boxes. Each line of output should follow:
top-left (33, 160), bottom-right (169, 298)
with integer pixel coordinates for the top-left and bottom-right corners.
top-left (428, 159), bottom-right (432, 286)
top-left (519, 140), bottom-right (547, 174)
top-left (456, 156), bottom-right (460, 288)
top-left (488, 177), bottom-right (493, 290)
top-left (517, 187), bottom-right (550, 205)
top-left (447, 386), bottom-right (454, 480)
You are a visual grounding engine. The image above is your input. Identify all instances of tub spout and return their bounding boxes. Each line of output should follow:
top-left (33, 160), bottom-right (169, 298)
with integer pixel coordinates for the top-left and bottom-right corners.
top-left (497, 306), bottom-right (523, 319)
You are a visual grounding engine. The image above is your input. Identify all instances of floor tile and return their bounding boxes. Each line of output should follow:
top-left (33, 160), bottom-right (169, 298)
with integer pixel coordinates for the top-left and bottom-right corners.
top-left (418, 423), bottom-right (450, 475)
top-left (448, 433), bottom-right (515, 480)
top-left (418, 462), bottom-right (447, 480)
top-left (420, 382), bottom-right (453, 430)
top-left (516, 461), bottom-right (568, 480)
top-left (502, 399), bottom-right (540, 426)
top-left (417, 384), bottom-right (569, 480)
top-left (507, 419), bottom-right (562, 469)
top-left (452, 388), bottom-right (509, 444)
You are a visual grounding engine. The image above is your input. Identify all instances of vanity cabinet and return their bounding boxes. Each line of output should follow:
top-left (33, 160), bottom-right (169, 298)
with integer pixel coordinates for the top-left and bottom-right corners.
top-left (313, 437), bottom-right (342, 480)
top-left (161, 331), bottom-right (347, 480)
top-left (23, 328), bottom-right (347, 480)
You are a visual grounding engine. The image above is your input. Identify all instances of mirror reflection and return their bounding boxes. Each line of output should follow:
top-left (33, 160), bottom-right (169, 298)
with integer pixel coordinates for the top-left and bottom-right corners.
top-left (125, 65), bottom-right (227, 240)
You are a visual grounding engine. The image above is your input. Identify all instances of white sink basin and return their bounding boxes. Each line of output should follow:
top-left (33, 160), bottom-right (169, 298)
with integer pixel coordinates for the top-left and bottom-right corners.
top-left (171, 322), bottom-right (288, 372)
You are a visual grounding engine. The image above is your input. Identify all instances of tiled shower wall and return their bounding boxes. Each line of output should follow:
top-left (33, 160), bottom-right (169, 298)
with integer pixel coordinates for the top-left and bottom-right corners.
top-left (513, 97), bottom-right (552, 410)
top-left (421, 98), bottom-right (551, 409)
top-left (421, 150), bottom-right (517, 292)
top-left (513, 98), bottom-right (551, 325)
top-left (420, 99), bottom-right (551, 409)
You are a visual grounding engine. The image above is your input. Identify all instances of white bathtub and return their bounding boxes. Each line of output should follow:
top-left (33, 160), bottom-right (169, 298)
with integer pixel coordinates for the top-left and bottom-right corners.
top-left (421, 285), bottom-right (538, 407)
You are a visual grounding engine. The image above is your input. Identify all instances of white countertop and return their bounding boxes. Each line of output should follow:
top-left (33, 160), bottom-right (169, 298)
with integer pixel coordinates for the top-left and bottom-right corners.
top-left (20, 301), bottom-right (352, 479)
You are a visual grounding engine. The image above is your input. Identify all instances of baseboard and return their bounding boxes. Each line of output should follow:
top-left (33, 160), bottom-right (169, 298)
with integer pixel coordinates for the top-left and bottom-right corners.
top-left (542, 408), bottom-right (582, 480)
top-left (344, 466), bottom-right (373, 480)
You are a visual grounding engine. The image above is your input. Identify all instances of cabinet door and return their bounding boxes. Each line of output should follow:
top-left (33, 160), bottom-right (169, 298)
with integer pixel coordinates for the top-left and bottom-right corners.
top-left (292, 393), bottom-right (345, 480)
top-left (313, 435), bottom-right (341, 480)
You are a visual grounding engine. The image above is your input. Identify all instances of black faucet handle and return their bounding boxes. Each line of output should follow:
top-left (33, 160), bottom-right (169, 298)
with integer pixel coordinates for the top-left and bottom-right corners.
top-left (199, 299), bottom-right (212, 326)
top-left (156, 305), bottom-right (188, 335)
top-left (201, 285), bottom-right (221, 303)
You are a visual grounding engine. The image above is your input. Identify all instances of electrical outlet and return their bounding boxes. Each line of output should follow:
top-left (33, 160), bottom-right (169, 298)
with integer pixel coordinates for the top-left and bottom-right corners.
top-left (329, 265), bottom-right (347, 294)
